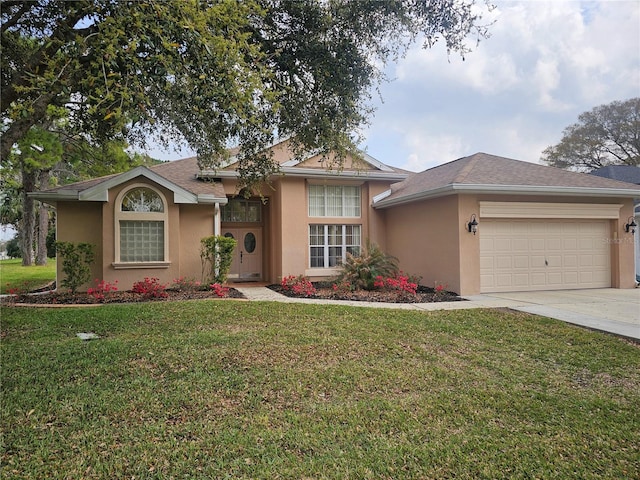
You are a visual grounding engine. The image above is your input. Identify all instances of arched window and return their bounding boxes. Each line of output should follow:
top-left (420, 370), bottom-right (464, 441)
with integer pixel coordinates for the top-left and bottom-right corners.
top-left (115, 185), bottom-right (168, 264)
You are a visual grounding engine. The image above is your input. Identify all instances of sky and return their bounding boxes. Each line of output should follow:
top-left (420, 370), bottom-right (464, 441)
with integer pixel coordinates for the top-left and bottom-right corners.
top-left (143, 0), bottom-right (640, 173)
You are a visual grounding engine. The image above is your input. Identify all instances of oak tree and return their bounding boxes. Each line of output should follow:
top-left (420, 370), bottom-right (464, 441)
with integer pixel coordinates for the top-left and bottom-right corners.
top-left (2, 0), bottom-right (492, 187)
top-left (541, 98), bottom-right (640, 171)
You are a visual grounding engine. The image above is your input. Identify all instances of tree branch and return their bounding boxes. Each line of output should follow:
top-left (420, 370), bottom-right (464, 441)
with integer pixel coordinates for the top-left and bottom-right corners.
top-left (1, 1), bottom-right (93, 113)
top-left (0, 2), bottom-right (34, 34)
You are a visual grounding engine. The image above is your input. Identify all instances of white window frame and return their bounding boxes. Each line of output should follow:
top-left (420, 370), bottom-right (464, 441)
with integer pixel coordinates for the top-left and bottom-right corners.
top-left (308, 184), bottom-right (361, 218)
top-left (113, 184), bottom-right (170, 269)
top-left (308, 224), bottom-right (361, 269)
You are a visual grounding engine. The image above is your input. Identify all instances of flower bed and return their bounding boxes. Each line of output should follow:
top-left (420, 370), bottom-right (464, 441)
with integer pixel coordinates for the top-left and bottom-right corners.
top-left (1, 287), bottom-right (244, 305)
top-left (270, 281), bottom-right (463, 303)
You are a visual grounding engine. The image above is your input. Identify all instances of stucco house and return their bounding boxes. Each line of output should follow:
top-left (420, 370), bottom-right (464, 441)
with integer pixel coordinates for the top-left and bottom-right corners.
top-left (31, 141), bottom-right (640, 296)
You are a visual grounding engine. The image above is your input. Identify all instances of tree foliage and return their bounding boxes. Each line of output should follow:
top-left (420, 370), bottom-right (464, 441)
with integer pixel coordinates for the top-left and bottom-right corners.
top-left (0, 120), bottom-right (149, 265)
top-left (541, 98), bottom-right (640, 171)
top-left (1, 0), bottom-right (492, 187)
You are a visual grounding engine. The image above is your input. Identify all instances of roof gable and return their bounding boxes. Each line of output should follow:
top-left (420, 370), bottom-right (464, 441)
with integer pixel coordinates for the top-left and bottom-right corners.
top-left (31, 158), bottom-right (227, 205)
top-left (199, 138), bottom-right (408, 180)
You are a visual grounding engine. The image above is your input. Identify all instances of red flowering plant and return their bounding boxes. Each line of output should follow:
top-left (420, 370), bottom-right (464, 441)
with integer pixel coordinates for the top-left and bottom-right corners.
top-left (172, 276), bottom-right (202, 292)
top-left (87, 279), bottom-right (119, 302)
top-left (132, 277), bottom-right (168, 299)
top-left (5, 281), bottom-right (35, 296)
top-left (374, 272), bottom-right (419, 296)
top-left (433, 281), bottom-right (449, 301)
top-left (209, 283), bottom-right (229, 297)
top-left (331, 280), bottom-right (354, 296)
top-left (281, 275), bottom-right (316, 297)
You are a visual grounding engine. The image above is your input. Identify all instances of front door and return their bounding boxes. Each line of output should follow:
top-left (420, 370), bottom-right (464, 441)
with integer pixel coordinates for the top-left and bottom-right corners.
top-left (224, 228), bottom-right (262, 281)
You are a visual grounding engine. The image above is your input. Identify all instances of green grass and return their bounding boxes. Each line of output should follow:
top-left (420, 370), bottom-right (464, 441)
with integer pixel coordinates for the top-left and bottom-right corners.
top-left (2, 301), bottom-right (639, 479)
top-left (0, 258), bottom-right (56, 294)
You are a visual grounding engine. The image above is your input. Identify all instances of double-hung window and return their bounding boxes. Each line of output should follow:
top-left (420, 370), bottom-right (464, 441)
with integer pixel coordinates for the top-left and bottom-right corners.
top-left (308, 184), bottom-right (362, 268)
top-left (115, 185), bottom-right (168, 264)
top-left (308, 185), bottom-right (360, 217)
top-left (309, 225), bottom-right (361, 268)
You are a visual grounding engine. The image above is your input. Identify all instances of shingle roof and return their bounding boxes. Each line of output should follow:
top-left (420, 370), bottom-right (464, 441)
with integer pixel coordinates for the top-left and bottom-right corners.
top-left (590, 165), bottom-right (640, 185)
top-left (33, 156), bottom-right (226, 202)
top-left (375, 153), bottom-right (640, 207)
top-left (149, 157), bottom-right (225, 196)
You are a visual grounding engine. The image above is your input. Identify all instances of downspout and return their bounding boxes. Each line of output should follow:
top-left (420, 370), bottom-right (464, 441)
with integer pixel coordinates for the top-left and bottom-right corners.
top-left (214, 203), bottom-right (221, 280)
top-left (214, 203), bottom-right (221, 237)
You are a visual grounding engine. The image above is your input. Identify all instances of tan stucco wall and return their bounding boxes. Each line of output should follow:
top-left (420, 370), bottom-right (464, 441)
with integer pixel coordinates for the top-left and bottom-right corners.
top-left (384, 195), bottom-right (463, 294)
top-left (55, 201), bottom-right (103, 291)
top-left (178, 204), bottom-right (217, 281)
top-left (614, 199), bottom-right (637, 288)
top-left (277, 177), bottom-right (309, 279)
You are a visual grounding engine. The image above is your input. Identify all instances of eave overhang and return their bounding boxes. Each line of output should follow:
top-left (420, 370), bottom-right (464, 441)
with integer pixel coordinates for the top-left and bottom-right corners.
top-left (373, 183), bottom-right (640, 209)
top-left (199, 167), bottom-right (409, 182)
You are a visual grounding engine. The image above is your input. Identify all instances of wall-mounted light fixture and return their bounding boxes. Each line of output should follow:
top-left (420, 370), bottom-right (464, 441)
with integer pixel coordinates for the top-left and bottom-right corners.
top-left (624, 216), bottom-right (637, 235)
top-left (467, 214), bottom-right (478, 235)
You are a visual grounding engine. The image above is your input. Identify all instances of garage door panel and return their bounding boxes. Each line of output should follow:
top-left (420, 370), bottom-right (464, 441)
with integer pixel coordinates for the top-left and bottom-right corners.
top-left (512, 238), bottom-right (529, 251)
top-left (496, 256), bottom-right (512, 269)
top-left (530, 239), bottom-right (545, 250)
top-left (513, 256), bottom-right (529, 268)
top-left (563, 255), bottom-right (577, 267)
top-left (530, 255), bottom-right (546, 267)
top-left (530, 273), bottom-right (547, 285)
top-left (594, 254), bottom-right (608, 267)
top-left (546, 238), bottom-right (563, 251)
top-left (481, 219), bottom-right (611, 293)
top-left (513, 274), bottom-right (530, 286)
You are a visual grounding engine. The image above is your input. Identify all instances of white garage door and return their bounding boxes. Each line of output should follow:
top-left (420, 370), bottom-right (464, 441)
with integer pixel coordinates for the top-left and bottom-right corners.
top-left (480, 219), bottom-right (611, 293)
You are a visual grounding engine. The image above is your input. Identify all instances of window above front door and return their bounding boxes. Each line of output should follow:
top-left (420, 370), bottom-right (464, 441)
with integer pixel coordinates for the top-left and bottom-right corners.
top-left (222, 199), bottom-right (262, 223)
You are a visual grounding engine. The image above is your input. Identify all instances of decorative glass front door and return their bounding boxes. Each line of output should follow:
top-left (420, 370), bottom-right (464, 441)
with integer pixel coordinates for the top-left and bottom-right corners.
top-left (224, 228), bottom-right (262, 281)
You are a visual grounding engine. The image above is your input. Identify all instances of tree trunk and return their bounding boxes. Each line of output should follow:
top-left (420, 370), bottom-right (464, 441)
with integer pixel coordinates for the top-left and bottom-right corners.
top-left (20, 168), bottom-right (36, 266)
top-left (35, 170), bottom-right (52, 265)
top-left (36, 202), bottom-right (49, 265)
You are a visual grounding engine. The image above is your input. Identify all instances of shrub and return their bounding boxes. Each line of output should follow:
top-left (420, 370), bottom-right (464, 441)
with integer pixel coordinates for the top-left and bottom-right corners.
top-left (209, 283), bottom-right (229, 297)
top-left (336, 241), bottom-right (398, 291)
top-left (5, 280), bottom-right (36, 296)
top-left (6, 236), bottom-right (21, 258)
top-left (433, 281), bottom-right (449, 300)
top-left (281, 275), bottom-right (316, 297)
top-left (55, 241), bottom-right (95, 293)
top-left (374, 273), bottom-right (418, 296)
top-left (201, 235), bottom-right (237, 284)
top-left (87, 279), bottom-right (119, 302)
top-left (172, 276), bottom-right (202, 292)
top-left (132, 277), bottom-right (168, 299)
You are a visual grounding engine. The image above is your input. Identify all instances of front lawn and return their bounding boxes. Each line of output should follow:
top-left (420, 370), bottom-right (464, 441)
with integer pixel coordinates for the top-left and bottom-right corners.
top-left (2, 301), bottom-right (639, 479)
top-left (0, 258), bottom-right (56, 294)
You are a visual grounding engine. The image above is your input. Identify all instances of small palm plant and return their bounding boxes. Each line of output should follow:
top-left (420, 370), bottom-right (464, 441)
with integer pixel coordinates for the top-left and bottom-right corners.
top-left (336, 240), bottom-right (399, 290)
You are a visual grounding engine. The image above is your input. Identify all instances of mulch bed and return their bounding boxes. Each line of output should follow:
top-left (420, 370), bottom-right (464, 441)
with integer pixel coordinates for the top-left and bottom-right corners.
top-left (1, 288), bottom-right (245, 306)
top-left (269, 283), bottom-right (464, 303)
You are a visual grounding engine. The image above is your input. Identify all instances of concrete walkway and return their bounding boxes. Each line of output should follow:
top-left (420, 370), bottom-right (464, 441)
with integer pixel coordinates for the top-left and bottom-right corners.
top-left (235, 286), bottom-right (640, 340)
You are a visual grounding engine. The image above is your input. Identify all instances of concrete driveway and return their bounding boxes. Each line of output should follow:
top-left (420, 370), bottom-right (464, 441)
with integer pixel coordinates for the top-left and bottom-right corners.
top-left (465, 289), bottom-right (640, 340)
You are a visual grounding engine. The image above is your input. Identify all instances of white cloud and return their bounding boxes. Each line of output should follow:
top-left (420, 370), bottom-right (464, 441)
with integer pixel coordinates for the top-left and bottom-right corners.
top-left (363, 0), bottom-right (640, 169)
